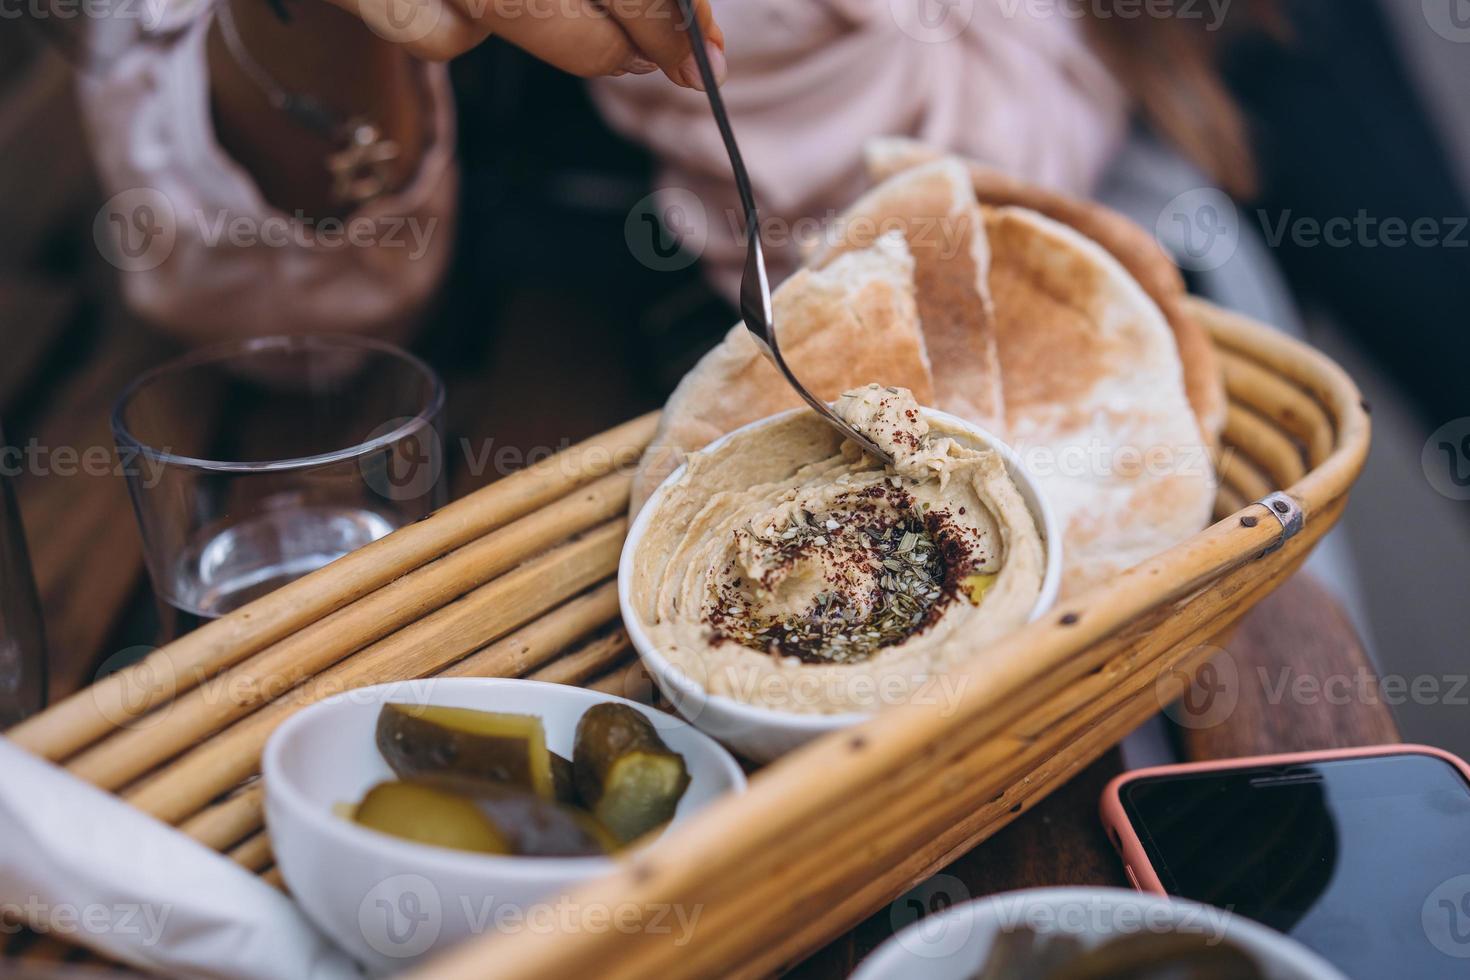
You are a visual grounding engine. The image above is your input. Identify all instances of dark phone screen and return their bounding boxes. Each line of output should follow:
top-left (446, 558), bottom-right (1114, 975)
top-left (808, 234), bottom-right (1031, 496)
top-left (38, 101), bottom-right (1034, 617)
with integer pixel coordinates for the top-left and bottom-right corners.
top-left (1121, 753), bottom-right (1470, 979)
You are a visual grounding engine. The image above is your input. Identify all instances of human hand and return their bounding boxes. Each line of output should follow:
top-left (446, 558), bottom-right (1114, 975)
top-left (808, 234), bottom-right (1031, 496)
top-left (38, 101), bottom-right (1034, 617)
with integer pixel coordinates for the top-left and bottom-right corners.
top-left (332, 0), bottom-right (726, 86)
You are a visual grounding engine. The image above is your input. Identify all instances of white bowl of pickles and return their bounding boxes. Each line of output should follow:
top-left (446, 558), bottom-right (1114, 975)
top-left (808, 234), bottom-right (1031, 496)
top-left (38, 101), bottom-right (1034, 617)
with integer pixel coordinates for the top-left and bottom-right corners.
top-left (262, 677), bottom-right (746, 974)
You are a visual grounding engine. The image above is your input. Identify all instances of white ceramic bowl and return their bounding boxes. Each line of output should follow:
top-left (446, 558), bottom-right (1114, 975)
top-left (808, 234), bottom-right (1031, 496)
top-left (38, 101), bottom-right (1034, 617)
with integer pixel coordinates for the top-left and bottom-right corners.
top-left (619, 407), bottom-right (1062, 762)
top-left (262, 678), bottom-right (746, 974)
top-left (853, 887), bottom-right (1347, 980)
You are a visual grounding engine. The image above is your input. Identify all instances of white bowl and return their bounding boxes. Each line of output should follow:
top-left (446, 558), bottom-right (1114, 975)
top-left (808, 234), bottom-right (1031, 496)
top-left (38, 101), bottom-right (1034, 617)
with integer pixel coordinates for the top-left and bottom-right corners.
top-left (619, 407), bottom-right (1062, 762)
top-left (853, 887), bottom-right (1347, 980)
top-left (262, 677), bottom-right (746, 974)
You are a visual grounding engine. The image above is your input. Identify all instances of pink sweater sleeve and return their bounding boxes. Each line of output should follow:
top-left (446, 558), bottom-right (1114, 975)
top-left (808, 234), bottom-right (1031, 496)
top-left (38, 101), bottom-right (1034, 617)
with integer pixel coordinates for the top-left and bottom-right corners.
top-left (79, 14), bottom-right (458, 346)
top-left (592, 0), bottom-right (1128, 299)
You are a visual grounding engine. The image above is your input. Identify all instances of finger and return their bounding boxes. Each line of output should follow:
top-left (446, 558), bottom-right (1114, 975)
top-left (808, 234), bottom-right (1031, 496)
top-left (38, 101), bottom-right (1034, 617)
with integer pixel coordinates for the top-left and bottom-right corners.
top-left (462, 0), bottom-right (650, 78)
top-left (600, 0), bottom-right (725, 90)
top-left (322, 0), bottom-right (494, 61)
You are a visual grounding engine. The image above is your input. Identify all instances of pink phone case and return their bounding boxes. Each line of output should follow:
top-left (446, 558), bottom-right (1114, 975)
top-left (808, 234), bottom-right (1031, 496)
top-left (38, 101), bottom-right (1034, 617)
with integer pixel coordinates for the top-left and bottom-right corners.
top-left (1099, 743), bottom-right (1470, 895)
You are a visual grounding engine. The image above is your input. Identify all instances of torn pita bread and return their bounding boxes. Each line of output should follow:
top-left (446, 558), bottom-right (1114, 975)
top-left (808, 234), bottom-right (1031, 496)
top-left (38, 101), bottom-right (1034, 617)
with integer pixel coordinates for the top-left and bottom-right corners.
top-left (628, 234), bottom-right (935, 512)
top-left (808, 158), bottom-right (1005, 434)
top-left (984, 205), bottom-right (1216, 596)
top-left (864, 137), bottom-right (1225, 447)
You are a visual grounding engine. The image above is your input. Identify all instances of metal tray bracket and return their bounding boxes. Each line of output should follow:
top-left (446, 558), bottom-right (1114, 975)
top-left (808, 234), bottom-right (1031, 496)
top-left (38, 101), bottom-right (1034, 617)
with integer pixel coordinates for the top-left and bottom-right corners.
top-left (1257, 491), bottom-right (1305, 556)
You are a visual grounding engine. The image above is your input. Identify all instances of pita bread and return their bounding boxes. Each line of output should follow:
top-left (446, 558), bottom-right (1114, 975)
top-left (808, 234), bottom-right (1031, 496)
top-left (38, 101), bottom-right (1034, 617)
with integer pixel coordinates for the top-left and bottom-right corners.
top-left (864, 137), bottom-right (1225, 447)
top-left (628, 234), bottom-right (935, 512)
top-left (984, 205), bottom-right (1216, 596)
top-left (630, 150), bottom-right (1216, 598)
top-left (809, 159), bottom-right (1005, 433)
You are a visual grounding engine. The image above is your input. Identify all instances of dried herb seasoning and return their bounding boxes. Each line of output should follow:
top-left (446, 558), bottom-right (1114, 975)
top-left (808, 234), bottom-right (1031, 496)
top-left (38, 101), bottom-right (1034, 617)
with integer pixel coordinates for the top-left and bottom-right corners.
top-left (704, 486), bottom-right (989, 665)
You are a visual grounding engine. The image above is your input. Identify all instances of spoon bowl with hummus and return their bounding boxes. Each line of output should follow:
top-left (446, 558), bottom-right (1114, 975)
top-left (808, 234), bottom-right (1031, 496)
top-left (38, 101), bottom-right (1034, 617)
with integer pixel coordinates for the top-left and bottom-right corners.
top-left (620, 386), bottom-right (1062, 761)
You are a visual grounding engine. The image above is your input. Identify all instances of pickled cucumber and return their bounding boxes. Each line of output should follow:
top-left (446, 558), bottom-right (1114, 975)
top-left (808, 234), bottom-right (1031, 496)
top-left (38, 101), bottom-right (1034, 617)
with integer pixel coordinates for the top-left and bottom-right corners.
top-left (550, 751), bottom-right (577, 805)
top-left (376, 703), bottom-right (555, 799)
top-left (475, 787), bottom-right (616, 857)
top-left (573, 703), bottom-right (691, 844)
top-left (353, 781), bottom-right (510, 854)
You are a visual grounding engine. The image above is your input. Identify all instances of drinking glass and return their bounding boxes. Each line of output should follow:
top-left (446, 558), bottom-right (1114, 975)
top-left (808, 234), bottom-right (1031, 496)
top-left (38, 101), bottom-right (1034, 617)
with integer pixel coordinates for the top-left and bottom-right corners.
top-left (112, 335), bottom-right (446, 636)
top-left (0, 422), bottom-right (47, 726)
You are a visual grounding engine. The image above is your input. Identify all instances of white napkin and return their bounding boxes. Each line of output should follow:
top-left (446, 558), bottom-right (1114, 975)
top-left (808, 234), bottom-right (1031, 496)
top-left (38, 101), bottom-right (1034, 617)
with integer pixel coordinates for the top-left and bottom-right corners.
top-left (0, 737), bottom-right (360, 979)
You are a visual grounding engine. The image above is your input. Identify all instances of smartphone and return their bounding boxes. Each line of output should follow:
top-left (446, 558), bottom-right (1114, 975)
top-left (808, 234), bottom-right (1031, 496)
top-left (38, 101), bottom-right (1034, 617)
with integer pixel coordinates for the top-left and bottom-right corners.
top-left (1101, 745), bottom-right (1470, 978)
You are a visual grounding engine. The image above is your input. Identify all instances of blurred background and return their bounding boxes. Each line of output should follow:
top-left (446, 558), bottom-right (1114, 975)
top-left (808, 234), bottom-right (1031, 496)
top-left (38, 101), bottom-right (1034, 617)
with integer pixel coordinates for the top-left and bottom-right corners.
top-left (0, 0), bottom-right (1466, 752)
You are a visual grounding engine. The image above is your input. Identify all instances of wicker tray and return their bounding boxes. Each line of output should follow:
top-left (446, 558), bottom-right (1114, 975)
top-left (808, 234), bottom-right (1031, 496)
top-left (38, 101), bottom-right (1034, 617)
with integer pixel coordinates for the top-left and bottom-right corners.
top-left (5, 299), bottom-right (1369, 978)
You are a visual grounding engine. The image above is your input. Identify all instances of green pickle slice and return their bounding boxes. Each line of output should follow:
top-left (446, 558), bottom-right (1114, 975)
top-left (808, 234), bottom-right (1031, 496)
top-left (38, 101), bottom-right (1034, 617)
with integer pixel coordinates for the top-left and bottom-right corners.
top-left (550, 751), bottom-right (578, 805)
top-left (475, 787), bottom-right (616, 857)
top-left (353, 781), bottom-right (510, 854)
top-left (573, 703), bottom-right (691, 845)
top-left (376, 703), bottom-right (555, 800)
top-left (351, 781), bottom-right (613, 857)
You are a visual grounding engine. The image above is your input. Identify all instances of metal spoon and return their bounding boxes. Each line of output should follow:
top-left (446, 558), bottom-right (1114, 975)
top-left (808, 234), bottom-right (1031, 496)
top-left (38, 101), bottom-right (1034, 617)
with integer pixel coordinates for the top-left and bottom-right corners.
top-left (672, 2), bottom-right (896, 467)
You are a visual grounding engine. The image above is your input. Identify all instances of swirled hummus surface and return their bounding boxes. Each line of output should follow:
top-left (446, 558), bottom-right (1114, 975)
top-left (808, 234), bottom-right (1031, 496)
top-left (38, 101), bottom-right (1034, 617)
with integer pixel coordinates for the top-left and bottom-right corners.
top-left (628, 386), bottom-right (1045, 715)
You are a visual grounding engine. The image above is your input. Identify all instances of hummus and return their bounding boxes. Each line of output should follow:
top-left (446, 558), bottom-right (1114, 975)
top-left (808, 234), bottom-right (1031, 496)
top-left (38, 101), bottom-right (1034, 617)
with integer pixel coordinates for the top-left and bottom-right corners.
top-left (628, 385), bottom-right (1045, 715)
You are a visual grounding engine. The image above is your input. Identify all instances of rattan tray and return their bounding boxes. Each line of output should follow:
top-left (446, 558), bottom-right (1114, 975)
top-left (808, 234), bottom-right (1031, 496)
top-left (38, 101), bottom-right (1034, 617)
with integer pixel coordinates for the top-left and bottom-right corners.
top-left (5, 299), bottom-right (1369, 978)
